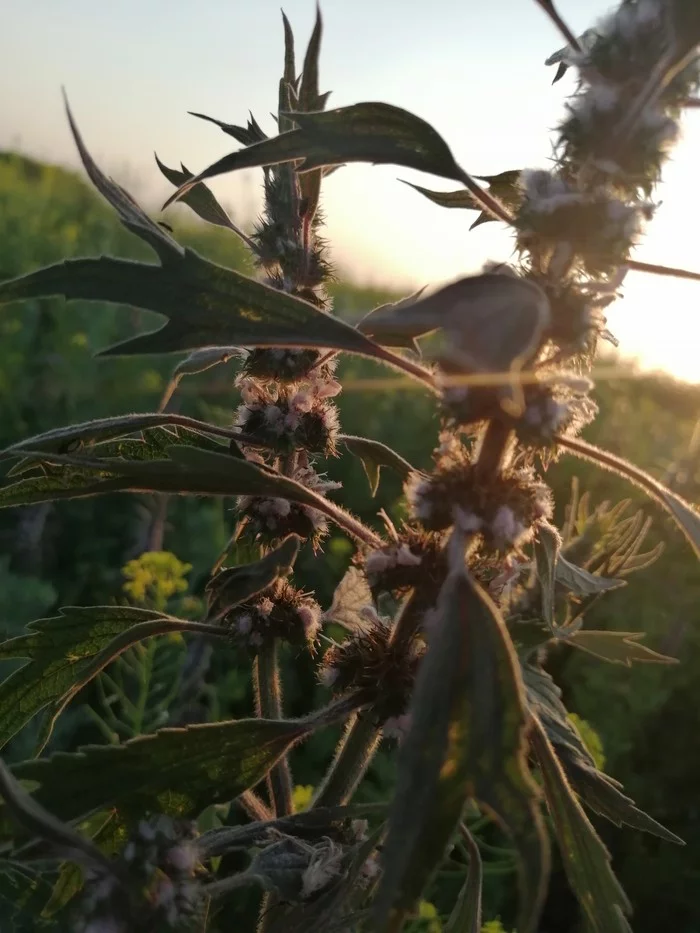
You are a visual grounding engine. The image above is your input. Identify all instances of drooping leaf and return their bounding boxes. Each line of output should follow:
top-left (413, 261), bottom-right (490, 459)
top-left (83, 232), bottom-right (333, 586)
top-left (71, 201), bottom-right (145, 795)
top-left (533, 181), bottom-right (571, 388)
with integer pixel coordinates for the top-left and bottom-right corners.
top-left (0, 448), bottom-right (362, 548)
top-left (555, 555), bottom-right (625, 597)
top-left (4, 718), bottom-right (313, 830)
top-left (340, 435), bottom-right (419, 496)
top-left (530, 718), bottom-right (632, 933)
top-left (357, 273), bottom-right (550, 374)
top-left (321, 567), bottom-right (374, 632)
top-left (0, 413), bottom-right (239, 463)
top-left (533, 523), bottom-right (561, 630)
top-left (206, 535), bottom-right (301, 621)
top-left (557, 435), bottom-right (700, 559)
top-left (0, 250), bottom-right (387, 362)
top-left (155, 155), bottom-right (236, 230)
top-left (0, 606), bottom-right (220, 750)
top-left (162, 102), bottom-right (466, 208)
top-left (375, 569), bottom-right (548, 933)
top-left (525, 663), bottom-right (681, 844)
top-left (564, 630), bottom-right (678, 666)
top-left (63, 93), bottom-right (181, 264)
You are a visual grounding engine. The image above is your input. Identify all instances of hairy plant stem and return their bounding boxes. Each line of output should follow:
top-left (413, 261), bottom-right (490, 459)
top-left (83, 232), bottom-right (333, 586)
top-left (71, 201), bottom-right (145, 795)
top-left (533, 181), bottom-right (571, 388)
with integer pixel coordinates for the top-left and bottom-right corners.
top-left (311, 712), bottom-right (382, 808)
top-left (474, 418), bottom-right (514, 482)
top-left (254, 639), bottom-right (293, 817)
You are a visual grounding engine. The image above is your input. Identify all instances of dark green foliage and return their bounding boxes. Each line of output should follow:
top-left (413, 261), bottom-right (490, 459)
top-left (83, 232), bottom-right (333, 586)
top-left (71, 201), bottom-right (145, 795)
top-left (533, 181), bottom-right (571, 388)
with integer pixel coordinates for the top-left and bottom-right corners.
top-left (0, 5), bottom-right (699, 932)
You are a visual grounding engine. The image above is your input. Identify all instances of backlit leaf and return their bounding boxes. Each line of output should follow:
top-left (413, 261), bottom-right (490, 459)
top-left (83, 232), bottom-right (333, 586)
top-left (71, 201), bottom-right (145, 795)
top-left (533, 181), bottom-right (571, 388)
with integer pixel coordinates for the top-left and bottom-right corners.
top-left (558, 435), bottom-right (700, 560)
top-left (162, 102), bottom-right (465, 207)
top-left (206, 535), bottom-right (301, 621)
top-left (555, 555), bottom-right (625, 597)
top-left (375, 570), bottom-right (548, 933)
top-left (155, 155), bottom-right (237, 230)
top-left (5, 718), bottom-right (312, 829)
top-left (64, 93), bottom-right (181, 264)
top-left (340, 434), bottom-right (419, 496)
top-left (321, 567), bottom-right (374, 632)
top-left (565, 630), bottom-right (677, 666)
top-left (525, 663), bottom-right (681, 844)
top-left (0, 251), bottom-right (386, 361)
top-left (0, 607), bottom-right (219, 750)
top-left (531, 718), bottom-right (632, 933)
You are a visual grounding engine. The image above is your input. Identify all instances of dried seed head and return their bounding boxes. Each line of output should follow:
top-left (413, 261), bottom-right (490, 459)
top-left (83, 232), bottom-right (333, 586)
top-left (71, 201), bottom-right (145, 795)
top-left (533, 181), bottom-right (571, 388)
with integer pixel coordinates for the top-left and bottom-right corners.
top-left (405, 439), bottom-right (552, 552)
top-left (320, 620), bottom-right (424, 723)
top-left (226, 578), bottom-right (322, 652)
top-left (361, 526), bottom-right (447, 596)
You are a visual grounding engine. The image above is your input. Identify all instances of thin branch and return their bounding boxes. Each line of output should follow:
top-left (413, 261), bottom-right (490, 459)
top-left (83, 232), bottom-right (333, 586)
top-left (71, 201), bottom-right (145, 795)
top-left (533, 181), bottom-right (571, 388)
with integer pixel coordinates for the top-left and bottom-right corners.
top-left (627, 258), bottom-right (700, 283)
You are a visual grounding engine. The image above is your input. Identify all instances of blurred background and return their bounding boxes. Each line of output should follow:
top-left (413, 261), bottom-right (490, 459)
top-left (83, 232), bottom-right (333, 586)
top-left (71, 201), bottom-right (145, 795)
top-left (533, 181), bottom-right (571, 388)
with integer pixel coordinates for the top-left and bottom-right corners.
top-left (1, 1), bottom-right (699, 930)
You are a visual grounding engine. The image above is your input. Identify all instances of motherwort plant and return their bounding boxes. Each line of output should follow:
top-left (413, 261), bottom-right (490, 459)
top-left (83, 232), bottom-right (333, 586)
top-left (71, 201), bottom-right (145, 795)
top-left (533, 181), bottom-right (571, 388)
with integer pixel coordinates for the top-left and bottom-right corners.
top-left (1, 2), bottom-right (700, 931)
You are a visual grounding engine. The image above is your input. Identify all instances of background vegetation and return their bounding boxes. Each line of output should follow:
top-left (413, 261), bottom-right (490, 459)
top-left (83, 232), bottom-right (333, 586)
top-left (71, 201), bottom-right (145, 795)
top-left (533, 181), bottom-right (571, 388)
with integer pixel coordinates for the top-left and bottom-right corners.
top-left (1, 150), bottom-right (699, 931)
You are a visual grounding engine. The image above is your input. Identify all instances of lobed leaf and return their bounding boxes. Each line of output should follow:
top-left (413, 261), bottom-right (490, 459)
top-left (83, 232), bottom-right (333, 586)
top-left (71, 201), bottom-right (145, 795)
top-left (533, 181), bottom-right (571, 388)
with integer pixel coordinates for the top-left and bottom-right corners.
top-left (531, 718), bottom-right (632, 933)
top-left (155, 156), bottom-right (237, 231)
top-left (162, 102), bottom-right (466, 208)
top-left (375, 569), bottom-right (548, 933)
top-left (0, 606), bottom-right (222, 751)
top-left (63, 93), bottom-right (181, 264)
top-left (557, 435), bottom-right (700, 560)
top-left (4, 718), bottom-right (312, 831)
top-left (526, 663), bottom-right (681, 844)
top-left (555, 555), bottom-right (625, 597)
top-left (565, 630), bottom-right (678, 666)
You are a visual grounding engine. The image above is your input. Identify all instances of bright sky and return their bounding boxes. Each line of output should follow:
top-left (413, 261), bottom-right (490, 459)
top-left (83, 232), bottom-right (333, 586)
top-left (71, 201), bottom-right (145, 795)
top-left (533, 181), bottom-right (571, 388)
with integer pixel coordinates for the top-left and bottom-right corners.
top-left (1, 0), bottom-right (698, 382)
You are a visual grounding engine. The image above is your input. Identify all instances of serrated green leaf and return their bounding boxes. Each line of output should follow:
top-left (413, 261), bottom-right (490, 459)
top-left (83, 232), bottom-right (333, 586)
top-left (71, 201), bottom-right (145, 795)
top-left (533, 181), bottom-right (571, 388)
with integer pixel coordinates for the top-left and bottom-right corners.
top-left (5, 718), bottom-right (312, 830)
top-left (163, 102), bottom-right (465, 207)
top-left (0, 446), bottom-right (339, 527)
top-left (525, 663), bottom-right (682, 845)
top-left (558, 435), bottom-right (700, 560)
top-left (555, 556), bottom-right (625, 597)
top-left (0, 413), bottom-right (237, 463)
top-left (375, 570), bottom-right (548, 933)
top-left (0, 758), bottom-right (107, 868)
top-left (64, 93), bottom-right (181, 264)
top-left (206, 535), bottom-right (300, 621)
top-left (340, 435), bottom-right (419, 496)
top-left (0, 249), bottom-right (386, 361)
top-left (565, 630), bottom-right (677, 666)
top-left (531, 718), bottom-right (632, 933)
top-left (155, 155), bottom-right (236, 231)
top-left (0, 606), bottom-right (216, 750)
